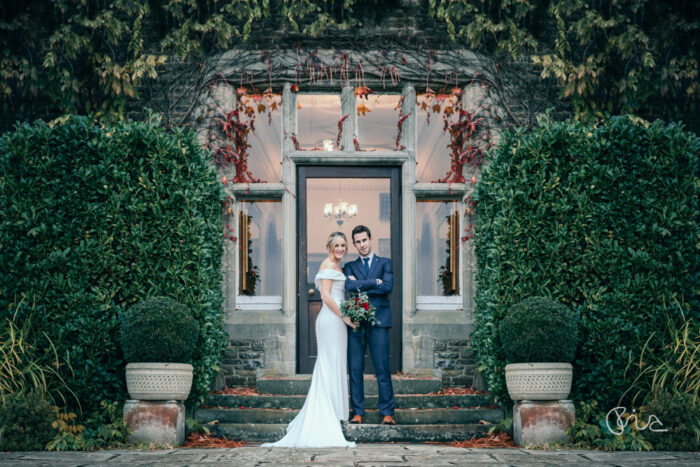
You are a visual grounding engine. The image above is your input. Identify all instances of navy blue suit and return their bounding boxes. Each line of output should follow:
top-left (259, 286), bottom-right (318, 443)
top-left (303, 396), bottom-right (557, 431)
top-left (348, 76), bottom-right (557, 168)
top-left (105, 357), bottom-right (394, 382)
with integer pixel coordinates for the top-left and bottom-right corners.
top-left (344, 255), bottom-right (395, 416)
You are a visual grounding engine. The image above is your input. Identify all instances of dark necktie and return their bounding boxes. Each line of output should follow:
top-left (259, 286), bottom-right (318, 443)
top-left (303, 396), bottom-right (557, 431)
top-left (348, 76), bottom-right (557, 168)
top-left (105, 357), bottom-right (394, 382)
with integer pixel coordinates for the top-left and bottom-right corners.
top-left (363, 257), bottom-right (370, 276)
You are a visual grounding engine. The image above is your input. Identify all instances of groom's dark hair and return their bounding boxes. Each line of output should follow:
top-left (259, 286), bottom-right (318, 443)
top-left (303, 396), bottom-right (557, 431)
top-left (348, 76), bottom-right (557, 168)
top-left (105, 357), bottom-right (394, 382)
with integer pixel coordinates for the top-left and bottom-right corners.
top-left (351, 225), bottom-right (372, 241)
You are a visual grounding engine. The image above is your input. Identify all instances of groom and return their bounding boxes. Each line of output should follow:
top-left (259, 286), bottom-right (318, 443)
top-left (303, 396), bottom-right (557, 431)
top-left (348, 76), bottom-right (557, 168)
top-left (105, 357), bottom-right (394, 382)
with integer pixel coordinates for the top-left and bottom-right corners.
top-left (344, 225), bottom-right (396, 425)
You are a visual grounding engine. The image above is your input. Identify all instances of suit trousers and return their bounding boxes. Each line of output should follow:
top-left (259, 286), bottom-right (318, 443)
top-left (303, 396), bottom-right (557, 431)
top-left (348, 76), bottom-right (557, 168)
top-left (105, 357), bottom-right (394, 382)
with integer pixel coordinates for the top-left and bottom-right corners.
top-left (347, 323), bottom-right (395, 416)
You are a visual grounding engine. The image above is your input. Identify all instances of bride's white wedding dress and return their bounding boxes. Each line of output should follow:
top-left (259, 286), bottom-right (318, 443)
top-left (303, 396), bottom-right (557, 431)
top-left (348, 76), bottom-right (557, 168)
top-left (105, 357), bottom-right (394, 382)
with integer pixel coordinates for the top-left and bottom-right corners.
top-left (261, 269), bottom-right (355, 448)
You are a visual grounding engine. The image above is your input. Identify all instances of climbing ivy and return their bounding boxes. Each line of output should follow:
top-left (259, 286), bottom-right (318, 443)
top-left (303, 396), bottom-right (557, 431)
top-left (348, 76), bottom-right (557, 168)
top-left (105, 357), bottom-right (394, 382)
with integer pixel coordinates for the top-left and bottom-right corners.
top-left (429, 0), bottom-right (698, 123)
top-left (0, 0), bottom-right (397, 124)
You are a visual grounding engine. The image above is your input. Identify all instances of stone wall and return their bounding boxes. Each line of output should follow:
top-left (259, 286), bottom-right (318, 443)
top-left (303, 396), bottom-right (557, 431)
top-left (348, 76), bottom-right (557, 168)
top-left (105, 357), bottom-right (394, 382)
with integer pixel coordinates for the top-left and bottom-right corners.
top-left (434, 340), bottom-right (479, 387)
top-left (221, 340), bottom-right (265, 387)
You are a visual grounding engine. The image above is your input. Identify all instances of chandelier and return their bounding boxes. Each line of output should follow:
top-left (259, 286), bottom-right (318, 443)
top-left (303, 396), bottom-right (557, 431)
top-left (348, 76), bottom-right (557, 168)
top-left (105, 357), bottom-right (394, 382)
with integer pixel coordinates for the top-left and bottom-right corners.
top-left (323, 200), bottom-right (357, 226)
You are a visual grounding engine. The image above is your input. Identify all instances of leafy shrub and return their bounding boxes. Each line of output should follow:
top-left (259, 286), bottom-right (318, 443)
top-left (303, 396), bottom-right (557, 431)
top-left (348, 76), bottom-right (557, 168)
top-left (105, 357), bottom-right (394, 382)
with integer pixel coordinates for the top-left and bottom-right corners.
top-left (120, 297), bottom-right (199, 363)
top-left (642, 392), bottom-right (700, 451)
top-left (0, 392), bottom-right (56, 451)
top-left (623, 305), bottom-right (699, 406)
top-left (566, 400), bottom-right (652, 451)
top-left (0, 113), bottom-right (225, 414)
top-left (473, 115), bottom-right (699, 406)
top-left (47, 401), bottom-right (132, 451)
top-left (499, 297), bottom-right (578, 363)
top-left (0, 310), bottom-right (76, 406)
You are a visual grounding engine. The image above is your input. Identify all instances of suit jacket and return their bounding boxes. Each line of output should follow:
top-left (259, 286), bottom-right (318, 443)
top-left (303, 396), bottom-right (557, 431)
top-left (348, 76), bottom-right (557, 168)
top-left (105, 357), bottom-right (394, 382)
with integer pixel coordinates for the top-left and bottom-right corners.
top-left (343, 255), bottom-right (393, 328)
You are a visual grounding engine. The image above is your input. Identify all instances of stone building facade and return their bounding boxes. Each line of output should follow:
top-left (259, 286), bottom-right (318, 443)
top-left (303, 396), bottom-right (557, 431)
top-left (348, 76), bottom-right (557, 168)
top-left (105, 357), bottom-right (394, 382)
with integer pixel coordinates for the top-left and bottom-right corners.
top-left (132, 1), bottom-right (562, 388)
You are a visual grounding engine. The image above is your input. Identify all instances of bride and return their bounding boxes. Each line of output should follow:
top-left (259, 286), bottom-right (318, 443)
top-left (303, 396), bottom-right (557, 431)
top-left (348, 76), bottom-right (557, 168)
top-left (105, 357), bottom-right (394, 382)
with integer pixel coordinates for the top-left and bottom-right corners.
top-left (262, 232), bottom-right (356, 448)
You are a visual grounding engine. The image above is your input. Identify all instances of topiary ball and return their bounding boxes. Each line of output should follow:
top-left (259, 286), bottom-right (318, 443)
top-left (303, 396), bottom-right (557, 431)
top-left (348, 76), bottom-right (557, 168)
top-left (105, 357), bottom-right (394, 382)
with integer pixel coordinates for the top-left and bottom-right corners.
top-left (119, 296), bottom-right (199, 363)
top-left (499, 296), bottom-right (578, 363)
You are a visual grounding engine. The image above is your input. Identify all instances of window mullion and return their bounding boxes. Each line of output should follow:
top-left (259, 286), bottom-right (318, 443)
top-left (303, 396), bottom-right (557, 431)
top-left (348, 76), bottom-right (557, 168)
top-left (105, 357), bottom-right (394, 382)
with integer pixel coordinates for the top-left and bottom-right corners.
top-left (340, 85), bottom-right (355, 152)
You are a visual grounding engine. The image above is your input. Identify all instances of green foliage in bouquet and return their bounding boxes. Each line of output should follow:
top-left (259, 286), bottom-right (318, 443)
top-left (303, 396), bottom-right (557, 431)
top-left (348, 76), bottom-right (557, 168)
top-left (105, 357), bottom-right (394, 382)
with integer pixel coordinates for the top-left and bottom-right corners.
top-left (340, 292), bottom-right (379, 331)
top-left (119, 297), bottom-right (199, 363)
top-left (0, 113), bottom-right (225, 415)
top-left (473, 115), bottom-right (698, 407)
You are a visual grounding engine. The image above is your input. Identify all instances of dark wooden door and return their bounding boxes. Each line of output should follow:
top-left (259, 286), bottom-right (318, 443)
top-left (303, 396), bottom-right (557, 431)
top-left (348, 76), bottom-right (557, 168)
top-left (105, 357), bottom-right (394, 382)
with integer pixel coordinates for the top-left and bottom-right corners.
top-left (297, 166), bottom-right (402, 374)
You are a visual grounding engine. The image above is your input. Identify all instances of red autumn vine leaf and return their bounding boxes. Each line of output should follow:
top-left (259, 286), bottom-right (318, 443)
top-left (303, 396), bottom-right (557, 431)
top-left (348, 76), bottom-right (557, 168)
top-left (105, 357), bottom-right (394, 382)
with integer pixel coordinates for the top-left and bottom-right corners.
top-left (236, 87), bottom-right (247, 97)
top-left (251, 93), bottom-right (262, 102)
top-left (290, 84), bottom-right (299, 93)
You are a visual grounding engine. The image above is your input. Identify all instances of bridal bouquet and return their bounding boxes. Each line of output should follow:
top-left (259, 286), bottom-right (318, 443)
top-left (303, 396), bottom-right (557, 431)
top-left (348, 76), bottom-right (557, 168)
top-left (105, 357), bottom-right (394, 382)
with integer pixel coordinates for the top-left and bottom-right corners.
top-left (340, 292), bottom-right (380, 332)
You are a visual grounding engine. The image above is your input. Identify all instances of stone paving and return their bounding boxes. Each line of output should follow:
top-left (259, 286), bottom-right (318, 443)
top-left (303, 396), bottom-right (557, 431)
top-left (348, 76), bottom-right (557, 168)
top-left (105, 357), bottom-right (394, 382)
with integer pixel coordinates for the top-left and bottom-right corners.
top-left (1, 445), bottom-right (699, 466)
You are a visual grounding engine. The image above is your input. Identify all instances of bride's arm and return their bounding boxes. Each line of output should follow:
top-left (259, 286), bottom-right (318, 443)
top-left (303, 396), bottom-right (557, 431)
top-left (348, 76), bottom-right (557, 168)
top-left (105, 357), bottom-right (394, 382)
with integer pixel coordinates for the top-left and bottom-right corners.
top-left (320, 277), bottom-right (356, 329)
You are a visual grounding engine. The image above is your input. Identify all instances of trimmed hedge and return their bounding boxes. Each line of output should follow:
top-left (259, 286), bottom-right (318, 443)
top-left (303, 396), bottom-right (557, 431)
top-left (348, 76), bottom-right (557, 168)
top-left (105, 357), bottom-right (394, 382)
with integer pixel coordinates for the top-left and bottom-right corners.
top-left (473, 115), bottom-right (699, 407)
top-left (0, 114), bottom-right (225, 414)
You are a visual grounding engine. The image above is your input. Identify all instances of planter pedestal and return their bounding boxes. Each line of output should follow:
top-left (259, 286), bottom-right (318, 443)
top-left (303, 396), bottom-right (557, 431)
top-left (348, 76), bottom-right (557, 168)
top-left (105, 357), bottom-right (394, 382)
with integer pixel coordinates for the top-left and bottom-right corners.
top-left (123, 400), bottom-right (185, 446)
top-left (513, 400), bottom-right (575, 447)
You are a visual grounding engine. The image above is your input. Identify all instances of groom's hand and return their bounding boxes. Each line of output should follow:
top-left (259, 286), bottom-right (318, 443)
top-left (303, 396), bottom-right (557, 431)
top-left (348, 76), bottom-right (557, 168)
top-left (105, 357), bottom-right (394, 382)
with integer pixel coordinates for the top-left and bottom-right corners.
top-left (348, 275), bottom-right (356, 280)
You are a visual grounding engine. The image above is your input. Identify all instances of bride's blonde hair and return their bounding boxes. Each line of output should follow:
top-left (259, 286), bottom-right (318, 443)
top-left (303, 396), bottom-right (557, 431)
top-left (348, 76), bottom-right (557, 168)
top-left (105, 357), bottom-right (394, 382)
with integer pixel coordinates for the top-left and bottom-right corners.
top-left (326, 231), bottom-right (347, 251)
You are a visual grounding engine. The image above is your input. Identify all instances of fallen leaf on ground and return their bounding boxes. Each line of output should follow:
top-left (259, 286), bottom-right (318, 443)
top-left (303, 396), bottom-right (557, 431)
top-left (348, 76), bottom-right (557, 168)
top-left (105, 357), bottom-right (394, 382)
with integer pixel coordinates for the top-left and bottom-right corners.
top-left (211, 387), bottom-right (260, 395)
top-left (450, 432), bottom-right (515, 448)
top-left (183, 433), bottom-right (248, 448)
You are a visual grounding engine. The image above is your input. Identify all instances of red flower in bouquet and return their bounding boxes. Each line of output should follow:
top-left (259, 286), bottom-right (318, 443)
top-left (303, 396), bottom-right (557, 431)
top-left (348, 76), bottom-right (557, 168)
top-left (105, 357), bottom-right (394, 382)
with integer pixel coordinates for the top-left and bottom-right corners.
top-left (340, 292), bottom-right (379, 332)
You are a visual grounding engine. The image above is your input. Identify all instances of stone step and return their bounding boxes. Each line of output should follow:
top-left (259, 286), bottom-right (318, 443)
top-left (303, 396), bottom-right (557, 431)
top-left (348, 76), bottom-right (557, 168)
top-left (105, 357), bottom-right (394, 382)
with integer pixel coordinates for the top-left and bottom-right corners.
top-left (211, 422), bottom-right (494, 443)
top-left (205, 393), bottom-right (495, 410)
top-left (256, 373), bottom-right (442, 395)
top-left (197, 407), bottom-right (503, 425)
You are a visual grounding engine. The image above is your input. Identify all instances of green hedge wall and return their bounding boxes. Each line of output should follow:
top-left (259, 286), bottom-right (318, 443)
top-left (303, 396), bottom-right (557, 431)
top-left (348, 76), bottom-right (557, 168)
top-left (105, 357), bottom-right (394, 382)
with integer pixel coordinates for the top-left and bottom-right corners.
top-left (0, 114), bottom-right (225, 413)
top-left (473, 115), bottom-right (699, 407)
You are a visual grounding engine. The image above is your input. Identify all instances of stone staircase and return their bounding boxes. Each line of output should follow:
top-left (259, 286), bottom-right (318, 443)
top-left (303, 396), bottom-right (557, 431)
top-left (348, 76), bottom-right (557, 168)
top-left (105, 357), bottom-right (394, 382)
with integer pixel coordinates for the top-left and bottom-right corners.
top-left (196, 372), bottom-right (503, 443)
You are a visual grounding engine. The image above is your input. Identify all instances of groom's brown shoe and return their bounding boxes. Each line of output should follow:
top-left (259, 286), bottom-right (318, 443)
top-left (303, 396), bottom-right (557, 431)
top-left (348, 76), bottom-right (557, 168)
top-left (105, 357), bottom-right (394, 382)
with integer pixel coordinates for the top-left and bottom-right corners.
top-left (349, 415), bottom-right (362, 424)
top-left (382, 415), bottom-right (396, 425)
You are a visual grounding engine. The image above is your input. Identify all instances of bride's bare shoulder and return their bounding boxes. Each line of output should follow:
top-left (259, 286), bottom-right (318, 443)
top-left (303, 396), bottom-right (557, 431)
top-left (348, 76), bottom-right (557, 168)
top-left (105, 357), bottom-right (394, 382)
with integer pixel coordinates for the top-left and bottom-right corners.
top-left (318, 258), bottom-right (342, 273)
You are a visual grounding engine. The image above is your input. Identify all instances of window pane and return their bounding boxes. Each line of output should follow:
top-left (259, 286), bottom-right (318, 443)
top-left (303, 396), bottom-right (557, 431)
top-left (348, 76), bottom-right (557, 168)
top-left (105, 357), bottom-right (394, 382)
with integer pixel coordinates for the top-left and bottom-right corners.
top-left (416, 94), bottom-right (457, 182)
top-left (243, 94), bottom-right (282, 182)
top-left (416, 200), bottom-right (460, 296)
top-left (297, 94), bottom-right (341, 150)
top-left (238, 200), bottom-right (282, 296)
top-left (356, 94), bottom-right (403, 151)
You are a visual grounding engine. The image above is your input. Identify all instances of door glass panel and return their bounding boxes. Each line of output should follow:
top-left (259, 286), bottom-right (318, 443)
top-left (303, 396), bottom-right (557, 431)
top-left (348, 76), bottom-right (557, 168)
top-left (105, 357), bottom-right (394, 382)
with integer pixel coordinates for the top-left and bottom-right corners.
top-left (356, 94), bottom-right (403, 151)
top-left (416, 199), bottom-right (460, 296)
top-left (306, 178), bottom-right (391, 283)
top-left (297, 94), bottom-right (341, 150)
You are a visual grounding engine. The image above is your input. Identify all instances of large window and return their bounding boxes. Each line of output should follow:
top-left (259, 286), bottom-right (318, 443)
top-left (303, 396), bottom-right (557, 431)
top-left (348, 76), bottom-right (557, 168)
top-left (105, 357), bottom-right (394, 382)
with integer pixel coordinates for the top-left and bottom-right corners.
top-left (416, 200), bottom-right (461, 300)
top-left (416, 93), bottom-right (458, 182)
top-left (296, 94), bottom-right (342, 150)
top-left (237, 200), bottom-right (282, 300)
top-left (356, 94), bottom-right (403, 151)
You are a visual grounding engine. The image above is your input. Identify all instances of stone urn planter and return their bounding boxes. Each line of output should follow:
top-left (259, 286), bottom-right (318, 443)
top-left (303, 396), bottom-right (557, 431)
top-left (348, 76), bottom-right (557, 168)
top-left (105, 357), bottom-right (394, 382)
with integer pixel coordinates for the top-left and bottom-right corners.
top-left (125, 362), bottom-right (193, 400)
top-left (119, 297), bottom-right (200, 447)
top-left (505, 362), bottom-right (573, 400)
